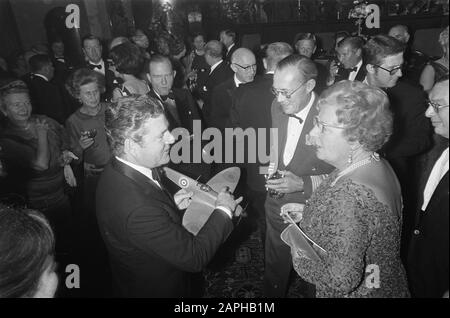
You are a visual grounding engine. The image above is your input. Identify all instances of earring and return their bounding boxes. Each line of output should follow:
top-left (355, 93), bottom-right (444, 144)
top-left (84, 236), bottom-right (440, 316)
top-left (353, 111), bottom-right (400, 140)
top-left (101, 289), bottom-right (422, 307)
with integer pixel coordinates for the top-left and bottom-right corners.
top-left (347, 150), bottom-right (353, 164)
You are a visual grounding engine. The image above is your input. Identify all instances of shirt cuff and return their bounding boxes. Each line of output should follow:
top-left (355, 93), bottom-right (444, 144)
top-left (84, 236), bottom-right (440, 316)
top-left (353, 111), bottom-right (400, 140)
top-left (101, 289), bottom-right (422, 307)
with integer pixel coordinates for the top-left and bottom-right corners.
top-left (216, 206), bottom-right (233, 219)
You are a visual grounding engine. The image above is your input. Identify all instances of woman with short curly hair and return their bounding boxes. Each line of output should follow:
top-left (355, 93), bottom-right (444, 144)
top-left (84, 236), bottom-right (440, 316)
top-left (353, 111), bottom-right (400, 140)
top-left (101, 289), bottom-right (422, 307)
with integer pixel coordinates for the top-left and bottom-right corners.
top-left (282, 80), bottom-right (410, 297)
top-left (109, 42), bottom-right (149, 101)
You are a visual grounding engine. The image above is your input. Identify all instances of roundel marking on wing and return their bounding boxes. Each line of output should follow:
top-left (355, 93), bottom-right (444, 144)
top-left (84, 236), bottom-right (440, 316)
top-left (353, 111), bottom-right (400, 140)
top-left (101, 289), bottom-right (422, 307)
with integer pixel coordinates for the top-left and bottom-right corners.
top-left (179, 177), bottom-right (189, 188)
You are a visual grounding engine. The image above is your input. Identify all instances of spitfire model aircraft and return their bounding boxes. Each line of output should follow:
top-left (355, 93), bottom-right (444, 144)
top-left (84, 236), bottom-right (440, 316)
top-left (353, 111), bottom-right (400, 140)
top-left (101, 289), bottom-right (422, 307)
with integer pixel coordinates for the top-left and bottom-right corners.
top-left (163, 166), bottom-right (244, 235)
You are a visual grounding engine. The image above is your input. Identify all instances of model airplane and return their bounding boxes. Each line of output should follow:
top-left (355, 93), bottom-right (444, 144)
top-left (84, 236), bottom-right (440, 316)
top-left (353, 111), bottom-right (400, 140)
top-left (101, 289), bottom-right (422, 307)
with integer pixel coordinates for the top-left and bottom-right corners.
top-left (163, 166), bottom-right (244, 235)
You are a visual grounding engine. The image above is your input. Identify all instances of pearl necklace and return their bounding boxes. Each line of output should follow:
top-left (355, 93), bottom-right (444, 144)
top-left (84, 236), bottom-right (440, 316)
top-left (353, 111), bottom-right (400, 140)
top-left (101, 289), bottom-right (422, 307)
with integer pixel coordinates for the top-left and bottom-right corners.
top-left (331, 152), bottom-right (380, 187)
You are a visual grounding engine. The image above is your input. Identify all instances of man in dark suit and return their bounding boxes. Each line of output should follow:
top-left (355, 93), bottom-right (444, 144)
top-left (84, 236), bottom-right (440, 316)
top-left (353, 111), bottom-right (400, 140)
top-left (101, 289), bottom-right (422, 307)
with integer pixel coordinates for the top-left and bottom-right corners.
top-left (96, 95), bottom-right (242, 297)
top-left (364, 35), bottom-right (432, 255)
top-left (27, 54), bottom-right (67, 124)
top-left (220, 29), bottom-right (239, 64)
top-left (263, 55), bottom-right (334, 297)
top-left (326, 36), bottom-right (366, 86)
top-left (228, 42), bottom-right (293, 244)
top-left (146, 54), bottom-right (209, 183)
top-left (82, 35), bottom-right (116, 101)
top-left (408, 78), bottom-right (449, 298)
top-left (200, 40), bottom-right (233, 116)
top-left (206, 48), bottom-right (257, 131)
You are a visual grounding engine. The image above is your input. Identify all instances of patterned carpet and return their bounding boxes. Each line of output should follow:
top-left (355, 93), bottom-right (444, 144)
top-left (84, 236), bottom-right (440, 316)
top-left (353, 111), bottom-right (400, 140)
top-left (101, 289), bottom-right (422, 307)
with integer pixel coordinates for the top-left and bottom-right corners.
top-left (203, 227), bottom-right (309, 298)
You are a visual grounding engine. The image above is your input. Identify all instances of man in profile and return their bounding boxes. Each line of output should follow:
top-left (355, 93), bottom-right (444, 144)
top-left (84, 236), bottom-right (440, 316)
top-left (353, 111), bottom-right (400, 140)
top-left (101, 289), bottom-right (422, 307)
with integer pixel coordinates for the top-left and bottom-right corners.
top-left (96, 95), bottom-right (242, 297)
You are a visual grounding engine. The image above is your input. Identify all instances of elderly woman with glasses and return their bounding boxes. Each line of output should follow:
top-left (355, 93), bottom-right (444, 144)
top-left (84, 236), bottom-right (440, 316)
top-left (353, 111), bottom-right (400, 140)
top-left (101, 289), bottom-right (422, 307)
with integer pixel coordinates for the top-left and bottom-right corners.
top-left (281, 80), bottom-right (410, 298)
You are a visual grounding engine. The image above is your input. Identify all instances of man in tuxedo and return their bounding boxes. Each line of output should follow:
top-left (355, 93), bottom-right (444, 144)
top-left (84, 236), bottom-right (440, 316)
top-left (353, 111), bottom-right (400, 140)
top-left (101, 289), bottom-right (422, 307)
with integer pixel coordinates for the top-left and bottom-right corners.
top-left (200, 40), bottom-right (233, 120)
top-left (388, 24), bottom-right (429, 86)
top-left (96, 95), bottom-right (242, 297)
top-left (82, 35), bottom-right (115, 101)
top-left (27, 54), bottom-right (67, 124)
top-left (146, 55), bottom-right (209, 184)
top-left (228, 42), bottom-right (293, 244)
top-left (364, 35), bottom-right (432, 254)
top-left (220, 29), bottom-right (239, 64)
top-left (408, 78), bottom-right (449, 298)
top-left (264, 55), bottom-right (334, 297)
top-left (327, 36), bottom-right (366, 86)
top-left (206, 48), bottom-right (257, 131)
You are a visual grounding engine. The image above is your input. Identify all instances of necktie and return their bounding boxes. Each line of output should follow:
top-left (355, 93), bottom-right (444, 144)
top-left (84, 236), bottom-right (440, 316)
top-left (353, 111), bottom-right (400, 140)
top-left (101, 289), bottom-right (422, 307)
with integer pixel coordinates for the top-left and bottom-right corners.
top-left (288, 114), bottom-right (303, 124)
top-left (348, 66), bottom-right (358, 72)
top-left (89, 63), bottom-right (102, 70)
top-left (160, 92), bottom-right (175, 101)
top-left (152, 167), bottom-right (173, 201)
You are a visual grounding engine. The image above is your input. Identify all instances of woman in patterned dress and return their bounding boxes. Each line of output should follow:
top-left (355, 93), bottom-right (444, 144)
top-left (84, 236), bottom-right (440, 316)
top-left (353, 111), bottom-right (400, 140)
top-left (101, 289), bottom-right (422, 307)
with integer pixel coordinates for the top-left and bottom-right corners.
top-left (283, 80), bottom-right (410, 297)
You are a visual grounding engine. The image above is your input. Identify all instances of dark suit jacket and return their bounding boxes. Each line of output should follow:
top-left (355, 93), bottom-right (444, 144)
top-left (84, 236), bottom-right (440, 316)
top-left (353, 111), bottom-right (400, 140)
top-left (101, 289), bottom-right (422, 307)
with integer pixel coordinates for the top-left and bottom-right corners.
top-left (266, 95), bottom-right (334, 208)
top-left (408, 160), bottom-right (449, 298)
top-left (329, 59), bottom-right (367, 85)
top-left (382, 81), bottom-right (432, 182)
top-left (96, 158), bottom-right (233, 297)
top-left (148, 87), bottom-right (202, 133)
top-left (86, 60), bottom-right (116, 101)
top-left (224, 44), bottom-right (238, 64)
top-left (205, 77), bottom-right (237, 130)
top-left (228, 74), bottom-right (274, 192)
top-left (28, 75), bottom-right (67, 124)
top-left (200, 61), bottom-right (233, 110)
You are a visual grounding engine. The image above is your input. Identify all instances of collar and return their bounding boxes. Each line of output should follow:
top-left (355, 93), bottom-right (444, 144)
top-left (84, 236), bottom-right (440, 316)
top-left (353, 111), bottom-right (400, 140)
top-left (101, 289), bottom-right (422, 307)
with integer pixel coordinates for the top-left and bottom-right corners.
top-left (210, 60), bottom-right (223, 73)
top-left (115, 156), bottom-right (161, 188)
top-left (363, 76), bottom-right (369, 85)
top-left (227, 43), bottom-right (235, 53)
top-left (351, 59), bottom-right (363, 73)
top-left (32, 73), bottom-right (49, 82)
top-left (292, 93), bottom-right (316, 120)
top-left (89, 59), bottom-right (104, 67)
top-left (234, 74), bottom-right (244, 87)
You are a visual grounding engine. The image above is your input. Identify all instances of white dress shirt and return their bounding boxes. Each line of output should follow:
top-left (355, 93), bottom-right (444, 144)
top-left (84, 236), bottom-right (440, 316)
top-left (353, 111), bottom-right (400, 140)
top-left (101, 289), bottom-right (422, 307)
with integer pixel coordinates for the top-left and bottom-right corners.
top-left (209, 60), bottom-right (223, 75)
top-left (32, 73), bottom-right (49, 82)
top-left (422, 147), bottom-right (449, 211)
top-left (116, 156), bottom-right (162, 188)
top-left (283, 93), bottom-right (316, 166)
top-left (233, 74), bottom-right (243, 87)
top-left (348, 59), bottom-right (363, 81)
top-left (89, 59), bottom-right (105, 75)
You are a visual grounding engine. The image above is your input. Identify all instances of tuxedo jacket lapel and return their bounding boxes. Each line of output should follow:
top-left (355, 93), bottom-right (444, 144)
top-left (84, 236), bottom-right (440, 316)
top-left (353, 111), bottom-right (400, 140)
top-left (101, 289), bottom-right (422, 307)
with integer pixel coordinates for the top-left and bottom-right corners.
top-left (111, 158), bottom-right (176, 210)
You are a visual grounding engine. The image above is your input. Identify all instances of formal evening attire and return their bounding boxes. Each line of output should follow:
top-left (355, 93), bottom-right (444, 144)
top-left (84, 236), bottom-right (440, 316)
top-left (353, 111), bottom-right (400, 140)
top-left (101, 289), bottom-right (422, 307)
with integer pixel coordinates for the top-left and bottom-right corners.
top-left (291, 163), bottom-right (410, 298)
top-left (96, 157), bottom-right (234, 297)
top-left (408, 146), bottom-right (449, 298)
top-left (263, 94), bottom-right (334, 297)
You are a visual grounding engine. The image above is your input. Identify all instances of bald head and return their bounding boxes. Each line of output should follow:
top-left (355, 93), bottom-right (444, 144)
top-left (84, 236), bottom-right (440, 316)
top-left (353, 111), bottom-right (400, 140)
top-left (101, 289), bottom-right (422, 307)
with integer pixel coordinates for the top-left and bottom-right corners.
top-left (388, 25), bottom-right (410, 44)
top-left (230, 48), bottom-right (256, 84)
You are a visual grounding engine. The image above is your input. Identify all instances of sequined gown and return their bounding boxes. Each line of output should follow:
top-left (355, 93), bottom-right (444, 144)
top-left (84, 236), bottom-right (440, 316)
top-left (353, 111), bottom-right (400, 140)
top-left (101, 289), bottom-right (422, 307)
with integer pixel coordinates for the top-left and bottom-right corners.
top-left (291, 170), bottom-right (410, 298)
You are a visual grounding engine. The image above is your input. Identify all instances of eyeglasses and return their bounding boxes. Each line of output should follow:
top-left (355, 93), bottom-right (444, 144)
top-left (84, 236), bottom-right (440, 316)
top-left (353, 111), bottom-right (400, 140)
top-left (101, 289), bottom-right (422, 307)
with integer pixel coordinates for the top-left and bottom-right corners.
top-left (427, 100), bottom-right (449, 113)
top-left (233, 63), bottom-right (257, 71)
top-left (374, 64), bottom-right (403, 76)
top-left (313, 116), bottom-right (346, 133)
top-left (271, 82), bottom-right (306, 100)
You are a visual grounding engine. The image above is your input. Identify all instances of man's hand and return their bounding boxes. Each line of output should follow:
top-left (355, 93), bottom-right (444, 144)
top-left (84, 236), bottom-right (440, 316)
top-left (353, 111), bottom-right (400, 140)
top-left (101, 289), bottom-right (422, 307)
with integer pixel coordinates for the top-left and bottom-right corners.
top-left (64, 165), bottom-right (77, 187)
top-left (79, 134), bottom-right (94, 150)
top-left (174, 189), bottom-right (194, 210)
top-left (215, 187), bottom-right (243, 215)
top-left (265, 171), bottom-right (304, 194)
top-left (34, 118), bottom-right (49, 139)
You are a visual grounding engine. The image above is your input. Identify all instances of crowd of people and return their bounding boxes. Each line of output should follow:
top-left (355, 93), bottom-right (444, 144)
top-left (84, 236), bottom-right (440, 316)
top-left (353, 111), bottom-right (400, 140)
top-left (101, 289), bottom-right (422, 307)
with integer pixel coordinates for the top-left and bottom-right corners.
top-left (0, 24), bottom-right (448, 298)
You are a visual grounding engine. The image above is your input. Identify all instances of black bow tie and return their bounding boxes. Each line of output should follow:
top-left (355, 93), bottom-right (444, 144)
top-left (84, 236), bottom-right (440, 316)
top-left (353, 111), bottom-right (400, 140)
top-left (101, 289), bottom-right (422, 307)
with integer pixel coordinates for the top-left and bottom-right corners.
top-left (288, 114), bottom-right (303, 124)
top-left (347, 66), bottom-right (358, 72)
top-left (160, 92), bottom-right (175, 101)
top-left (89, 63), bottom-right (102, 70)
